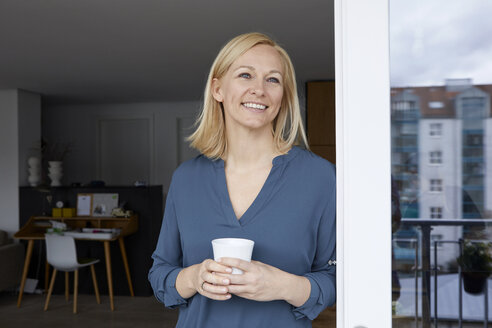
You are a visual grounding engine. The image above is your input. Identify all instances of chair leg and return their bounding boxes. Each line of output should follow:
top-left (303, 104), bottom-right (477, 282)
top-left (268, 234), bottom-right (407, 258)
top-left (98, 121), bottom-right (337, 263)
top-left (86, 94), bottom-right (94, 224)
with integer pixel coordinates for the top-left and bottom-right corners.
top-left (65, 271), bottom-right (70, 301)
top-left (73, 269), bottom-right (78, 314)
top-left (90, 264), bottom-right (101, 304)
top-left (44, 268), bottom-right (57, 311)
top-left (45, 261), bottom-right (50, 292)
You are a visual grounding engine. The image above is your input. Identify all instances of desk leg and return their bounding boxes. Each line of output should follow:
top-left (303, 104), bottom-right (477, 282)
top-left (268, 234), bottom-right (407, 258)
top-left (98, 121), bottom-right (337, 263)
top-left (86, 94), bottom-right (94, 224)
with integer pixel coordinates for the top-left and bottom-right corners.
top-left (17, 240), bottom-right (34, 308)
top-left (118, 237), bottom-right (134, 297)
top-left (103, 241), bottom-right (114, 311)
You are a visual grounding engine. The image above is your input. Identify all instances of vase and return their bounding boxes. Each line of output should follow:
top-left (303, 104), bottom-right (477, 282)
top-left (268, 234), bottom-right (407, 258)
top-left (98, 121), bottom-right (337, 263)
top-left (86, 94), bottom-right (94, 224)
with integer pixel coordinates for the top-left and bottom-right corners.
top-left (27, 157), bottom-right (41, 187)
top-left (48, 161), bottom-right (63, 187)
top-left (462, 272), bottom-right (489, 294)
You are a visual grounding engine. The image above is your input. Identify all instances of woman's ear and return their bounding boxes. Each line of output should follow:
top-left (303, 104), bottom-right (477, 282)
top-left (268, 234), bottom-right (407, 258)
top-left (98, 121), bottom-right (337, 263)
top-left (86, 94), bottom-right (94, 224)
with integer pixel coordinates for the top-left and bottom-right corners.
top-left (211, 78), bottom-right (224, 102)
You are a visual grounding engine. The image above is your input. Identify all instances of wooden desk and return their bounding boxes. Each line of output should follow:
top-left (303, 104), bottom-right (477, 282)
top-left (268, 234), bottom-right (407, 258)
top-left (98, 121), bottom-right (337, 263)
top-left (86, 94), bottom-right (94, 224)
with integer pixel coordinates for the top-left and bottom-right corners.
top-left (14, 215), bottom-right (138, 311)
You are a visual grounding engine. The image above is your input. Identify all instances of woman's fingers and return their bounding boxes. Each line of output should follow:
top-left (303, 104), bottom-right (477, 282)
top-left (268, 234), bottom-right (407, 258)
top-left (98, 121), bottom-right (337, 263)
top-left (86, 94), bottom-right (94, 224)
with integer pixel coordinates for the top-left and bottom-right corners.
top-left (195, 259), bottom-right (233, 301)
top-left (217, 257), bottom-right (252, 272)
top-left (205, 259), bottom-right (233, 274)
top-left (202, 281), bottom-right (230, 295)
top-left (199, 265), bottom-right (231, 301)
top-left (202, 271), bottom-right (231, 286)
top-left (201, 289), bottom-right (231, 301)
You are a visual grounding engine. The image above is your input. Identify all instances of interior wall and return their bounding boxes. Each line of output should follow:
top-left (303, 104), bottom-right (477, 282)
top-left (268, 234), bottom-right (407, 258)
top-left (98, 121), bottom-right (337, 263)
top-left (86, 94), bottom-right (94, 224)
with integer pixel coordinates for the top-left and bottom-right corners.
top-left (18, 90), bottom-right (42, 187)
top-left (42, 101), bottom-right (202, 191)
top-left (0, 90), bottom-right (19, 235)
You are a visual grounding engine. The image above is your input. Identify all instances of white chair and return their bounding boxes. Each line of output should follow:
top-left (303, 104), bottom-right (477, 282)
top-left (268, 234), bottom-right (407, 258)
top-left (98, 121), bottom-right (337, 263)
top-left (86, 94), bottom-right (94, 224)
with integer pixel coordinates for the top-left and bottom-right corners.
top-left (44, 233), bottom-right (101, 314)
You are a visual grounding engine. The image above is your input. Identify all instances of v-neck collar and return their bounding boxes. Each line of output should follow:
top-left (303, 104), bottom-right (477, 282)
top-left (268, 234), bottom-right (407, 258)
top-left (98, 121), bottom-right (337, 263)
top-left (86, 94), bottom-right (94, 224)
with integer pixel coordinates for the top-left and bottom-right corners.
top-left (213, 146), bottom-right (301, 227)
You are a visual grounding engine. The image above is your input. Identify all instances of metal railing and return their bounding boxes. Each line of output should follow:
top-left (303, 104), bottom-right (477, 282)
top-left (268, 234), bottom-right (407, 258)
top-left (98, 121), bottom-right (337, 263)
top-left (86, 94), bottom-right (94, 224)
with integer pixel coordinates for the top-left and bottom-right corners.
top-left (397, 218), bottom-right (492, 328)
top-left (432, 239), bottom-right (490, 328)
top-left (394, 237), bottom-right (419, 328)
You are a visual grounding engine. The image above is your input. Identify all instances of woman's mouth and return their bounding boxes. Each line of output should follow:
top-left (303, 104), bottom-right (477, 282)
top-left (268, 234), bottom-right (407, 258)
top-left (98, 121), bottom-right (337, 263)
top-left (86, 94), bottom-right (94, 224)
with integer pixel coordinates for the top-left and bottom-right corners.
top-left (242, 102), bottom-right (268, 111)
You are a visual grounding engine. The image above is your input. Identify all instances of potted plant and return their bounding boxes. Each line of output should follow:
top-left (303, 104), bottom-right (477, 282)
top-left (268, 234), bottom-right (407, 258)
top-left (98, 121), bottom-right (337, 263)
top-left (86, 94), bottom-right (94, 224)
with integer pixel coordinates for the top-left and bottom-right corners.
top-left (457, 240), bottom-right (492, 294)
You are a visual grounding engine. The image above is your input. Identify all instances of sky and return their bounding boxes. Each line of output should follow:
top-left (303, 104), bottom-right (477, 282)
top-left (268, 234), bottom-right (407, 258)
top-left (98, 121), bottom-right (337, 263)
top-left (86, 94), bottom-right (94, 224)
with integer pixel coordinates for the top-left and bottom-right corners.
top-left (390, 0), bottom-right (492, 87)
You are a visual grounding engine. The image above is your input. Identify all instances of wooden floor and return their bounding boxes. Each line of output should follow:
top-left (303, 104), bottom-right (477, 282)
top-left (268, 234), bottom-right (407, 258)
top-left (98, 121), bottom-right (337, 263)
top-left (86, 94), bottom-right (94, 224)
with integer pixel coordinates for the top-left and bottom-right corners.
top-left (313, 304), bottom-right (336, 328)
top-left (1, 292), bottom-right (336, 327)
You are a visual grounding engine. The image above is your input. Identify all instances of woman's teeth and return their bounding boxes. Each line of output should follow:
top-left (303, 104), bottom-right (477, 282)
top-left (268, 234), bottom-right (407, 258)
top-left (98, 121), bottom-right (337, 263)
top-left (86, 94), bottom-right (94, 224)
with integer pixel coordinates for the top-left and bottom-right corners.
top-left (243, 103), bottom-right (267, 110)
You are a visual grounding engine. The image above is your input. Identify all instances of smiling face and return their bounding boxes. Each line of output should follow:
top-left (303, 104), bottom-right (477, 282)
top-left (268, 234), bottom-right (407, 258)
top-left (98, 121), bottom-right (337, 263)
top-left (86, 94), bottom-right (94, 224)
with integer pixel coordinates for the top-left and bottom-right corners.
top-left (211, 44), bottom-right (285, 134)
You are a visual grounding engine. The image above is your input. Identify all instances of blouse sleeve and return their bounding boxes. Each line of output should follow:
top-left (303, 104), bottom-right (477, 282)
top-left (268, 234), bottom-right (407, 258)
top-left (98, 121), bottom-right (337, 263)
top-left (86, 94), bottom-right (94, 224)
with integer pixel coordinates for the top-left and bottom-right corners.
top-left (148, 184), bottom-right (188, 309)
top-left (292, 169), bottom-right (336, 320)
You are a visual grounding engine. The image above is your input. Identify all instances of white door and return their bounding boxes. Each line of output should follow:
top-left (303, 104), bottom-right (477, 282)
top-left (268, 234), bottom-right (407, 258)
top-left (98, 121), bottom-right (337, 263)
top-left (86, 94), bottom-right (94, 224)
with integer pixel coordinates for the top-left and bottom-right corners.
top-left (335, 0), bottom-right (392, 327)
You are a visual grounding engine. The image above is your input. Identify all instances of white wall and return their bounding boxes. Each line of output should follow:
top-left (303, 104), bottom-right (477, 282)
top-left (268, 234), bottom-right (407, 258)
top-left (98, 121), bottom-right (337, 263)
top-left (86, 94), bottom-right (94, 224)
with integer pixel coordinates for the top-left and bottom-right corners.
top-left (419, 118), bottom-right (462, 266)
top-left (0, 90), bottom-right (19, 235)
top-left (42, 101), bottom-right (202, 191)
top-left (0, 91), bottom-right (17, 234)
top-left (0, 89), bottom-right (42, 235)
top-left (419, 118), bottom-right (461, 219)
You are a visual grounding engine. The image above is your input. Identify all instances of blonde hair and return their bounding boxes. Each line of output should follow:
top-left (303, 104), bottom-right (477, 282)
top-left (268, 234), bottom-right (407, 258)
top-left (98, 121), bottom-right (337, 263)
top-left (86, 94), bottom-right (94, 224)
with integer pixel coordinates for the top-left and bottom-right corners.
top-left (188, 32), bottom-right (308, 159)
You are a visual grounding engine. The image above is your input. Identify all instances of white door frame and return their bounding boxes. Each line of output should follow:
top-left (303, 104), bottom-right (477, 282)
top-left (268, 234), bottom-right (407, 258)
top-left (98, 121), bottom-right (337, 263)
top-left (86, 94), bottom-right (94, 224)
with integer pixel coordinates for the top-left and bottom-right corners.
top-left (335, 0), bottom-right (392, 327)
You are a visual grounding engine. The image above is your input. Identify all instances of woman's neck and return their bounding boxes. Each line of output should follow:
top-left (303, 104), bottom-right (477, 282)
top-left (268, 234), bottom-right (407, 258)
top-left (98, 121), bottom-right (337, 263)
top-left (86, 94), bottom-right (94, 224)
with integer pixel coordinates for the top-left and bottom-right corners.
top-left (223, 126), bottom-right (277, 172)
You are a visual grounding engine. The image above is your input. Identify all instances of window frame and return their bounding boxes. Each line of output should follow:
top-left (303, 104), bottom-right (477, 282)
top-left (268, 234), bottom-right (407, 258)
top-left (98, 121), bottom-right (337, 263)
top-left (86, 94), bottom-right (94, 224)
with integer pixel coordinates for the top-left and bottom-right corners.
top-left (430, 206), bottom-right (443, 219)
top-left (429, 122), bottom-right (442, 137)
top-left (430, 179), bottom-right (443, 192)
top-left (429, 150), bottom-right (442, 165)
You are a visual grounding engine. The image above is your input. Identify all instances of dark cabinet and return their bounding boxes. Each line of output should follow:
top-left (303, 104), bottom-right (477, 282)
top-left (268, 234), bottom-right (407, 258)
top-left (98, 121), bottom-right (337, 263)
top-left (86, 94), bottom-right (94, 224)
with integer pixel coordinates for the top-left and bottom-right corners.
top-left (306, 81), bottom-right (336, 163)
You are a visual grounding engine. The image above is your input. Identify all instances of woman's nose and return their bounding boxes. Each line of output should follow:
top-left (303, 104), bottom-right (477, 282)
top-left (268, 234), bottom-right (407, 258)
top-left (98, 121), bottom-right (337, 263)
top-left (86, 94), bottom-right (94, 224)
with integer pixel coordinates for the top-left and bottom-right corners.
top-left (249, 80), bottom-right (265, 96)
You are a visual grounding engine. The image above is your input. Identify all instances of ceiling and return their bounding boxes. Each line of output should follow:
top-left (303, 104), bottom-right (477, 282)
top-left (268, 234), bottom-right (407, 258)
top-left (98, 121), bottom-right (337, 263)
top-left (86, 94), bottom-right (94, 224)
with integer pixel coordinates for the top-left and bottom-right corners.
top-left (0, 0), bottom-right (334, 105)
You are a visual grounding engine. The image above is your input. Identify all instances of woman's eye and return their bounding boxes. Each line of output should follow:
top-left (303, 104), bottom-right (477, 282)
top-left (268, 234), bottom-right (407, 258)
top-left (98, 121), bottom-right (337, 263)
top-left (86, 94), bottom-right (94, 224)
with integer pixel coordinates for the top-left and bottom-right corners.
top-left (267, 77), bottom-right (280, 83)
top-left (239, 73), bottom-right (251, 79)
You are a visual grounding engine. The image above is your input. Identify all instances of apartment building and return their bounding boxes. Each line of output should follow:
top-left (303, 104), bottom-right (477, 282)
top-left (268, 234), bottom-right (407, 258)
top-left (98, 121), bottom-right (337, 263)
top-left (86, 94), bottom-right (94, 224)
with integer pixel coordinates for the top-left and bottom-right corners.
top-left (391, 79), bottom-right (492, 266)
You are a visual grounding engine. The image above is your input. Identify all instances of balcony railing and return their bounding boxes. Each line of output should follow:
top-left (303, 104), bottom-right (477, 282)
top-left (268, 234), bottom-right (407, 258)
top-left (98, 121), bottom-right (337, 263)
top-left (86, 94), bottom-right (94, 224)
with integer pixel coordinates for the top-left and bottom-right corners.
top-left (397, 218), bottom-right (492, 328)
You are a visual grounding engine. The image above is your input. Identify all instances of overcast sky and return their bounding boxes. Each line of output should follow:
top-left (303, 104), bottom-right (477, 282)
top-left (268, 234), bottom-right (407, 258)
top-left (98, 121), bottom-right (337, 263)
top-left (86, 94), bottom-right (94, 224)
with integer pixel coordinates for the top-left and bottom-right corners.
top-left (390, 0), bottom-right (492, 87)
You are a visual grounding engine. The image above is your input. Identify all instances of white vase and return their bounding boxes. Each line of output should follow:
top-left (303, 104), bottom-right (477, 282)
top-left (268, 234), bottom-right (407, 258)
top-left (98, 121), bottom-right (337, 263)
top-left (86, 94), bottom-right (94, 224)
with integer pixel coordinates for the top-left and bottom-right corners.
top-left (27, 156), bottom-right (41, 187)
top-left (28, 174), bottom-right (40, 186)
top-left (48, 161), bottom-right (63, 186)
top-left (28, 157), bottom-right (40, 167)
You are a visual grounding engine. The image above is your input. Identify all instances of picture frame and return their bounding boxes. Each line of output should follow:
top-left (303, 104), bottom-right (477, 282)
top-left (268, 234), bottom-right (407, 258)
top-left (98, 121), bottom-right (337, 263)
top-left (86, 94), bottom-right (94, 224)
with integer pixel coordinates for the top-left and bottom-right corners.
top-left (91, 193), bottom-right (119, 217)
top-left (76, 193), bottom-right (93, 216)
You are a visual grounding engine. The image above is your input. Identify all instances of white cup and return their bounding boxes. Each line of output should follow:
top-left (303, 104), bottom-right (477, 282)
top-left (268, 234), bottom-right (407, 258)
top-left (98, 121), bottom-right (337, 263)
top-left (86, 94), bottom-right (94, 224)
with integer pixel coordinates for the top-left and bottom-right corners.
top-left (211, 238), bottom-right (254, 274)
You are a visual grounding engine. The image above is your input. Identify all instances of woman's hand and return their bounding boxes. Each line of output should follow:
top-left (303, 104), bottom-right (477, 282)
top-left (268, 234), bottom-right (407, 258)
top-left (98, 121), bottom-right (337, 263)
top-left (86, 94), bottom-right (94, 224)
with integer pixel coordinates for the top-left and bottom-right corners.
top-left (216, 258), bottom-right (311, 307)
top-left (176, 259), bottom-right (233, 301)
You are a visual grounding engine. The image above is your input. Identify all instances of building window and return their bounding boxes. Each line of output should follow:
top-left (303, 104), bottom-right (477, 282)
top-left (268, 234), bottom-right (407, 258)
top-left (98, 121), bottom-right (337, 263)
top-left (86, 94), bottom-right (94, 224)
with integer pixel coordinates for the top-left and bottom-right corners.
top-left (429, 151), bottom-right (442, 164)
top-left (430, 179), bottom-right (442, 192)
top-left (463, 162), bottom-right (483, 175)
top-left (400, 124), bottom-right (417, 135)
top-left (393, 100), bottom-right (416, 111)
top-left (462, 97), bottom-right (485, 119)
top-left (429, 123), bottom-right (442, 137)
top-left (464, 134), bottom-right (482, 146)
top-left (429, 101), bottom-right (444, 109)
top-left (430, 207), bottom-right (442, 219)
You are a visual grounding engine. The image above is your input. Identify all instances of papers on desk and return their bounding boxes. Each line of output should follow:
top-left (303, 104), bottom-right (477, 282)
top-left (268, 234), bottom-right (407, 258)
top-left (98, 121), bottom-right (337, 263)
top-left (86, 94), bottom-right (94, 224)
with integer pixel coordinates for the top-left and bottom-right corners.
top-left (64, 228), bottom-right (121, 240)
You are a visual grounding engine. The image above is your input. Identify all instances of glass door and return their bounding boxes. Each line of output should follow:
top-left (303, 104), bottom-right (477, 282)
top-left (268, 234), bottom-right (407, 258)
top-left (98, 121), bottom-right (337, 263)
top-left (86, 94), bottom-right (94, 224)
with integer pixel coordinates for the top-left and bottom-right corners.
top-left (335, 1), bottom-right (492, 327)
top-left (390, 1), bottom-right (492, 327)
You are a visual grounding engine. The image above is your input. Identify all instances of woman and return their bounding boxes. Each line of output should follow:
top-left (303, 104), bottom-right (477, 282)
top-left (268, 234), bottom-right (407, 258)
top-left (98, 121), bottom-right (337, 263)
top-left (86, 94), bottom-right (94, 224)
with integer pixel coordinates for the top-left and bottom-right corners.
top-left (148, 32), bottom-right (336, 327)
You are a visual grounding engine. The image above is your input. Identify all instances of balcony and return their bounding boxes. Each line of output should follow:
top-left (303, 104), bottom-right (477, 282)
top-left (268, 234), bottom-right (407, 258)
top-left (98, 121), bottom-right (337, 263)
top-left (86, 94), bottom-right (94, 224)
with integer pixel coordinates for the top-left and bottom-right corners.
top-left (394, 218), bottom-right (492, 327)
top-left (392, 110), bottom-right (420, 121)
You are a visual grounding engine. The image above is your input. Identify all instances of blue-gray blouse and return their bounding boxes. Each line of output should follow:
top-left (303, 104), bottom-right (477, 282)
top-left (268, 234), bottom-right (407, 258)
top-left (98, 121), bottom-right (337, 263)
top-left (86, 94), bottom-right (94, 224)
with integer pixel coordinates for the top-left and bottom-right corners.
top-left (148, 146), bottom-right (336, 328)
